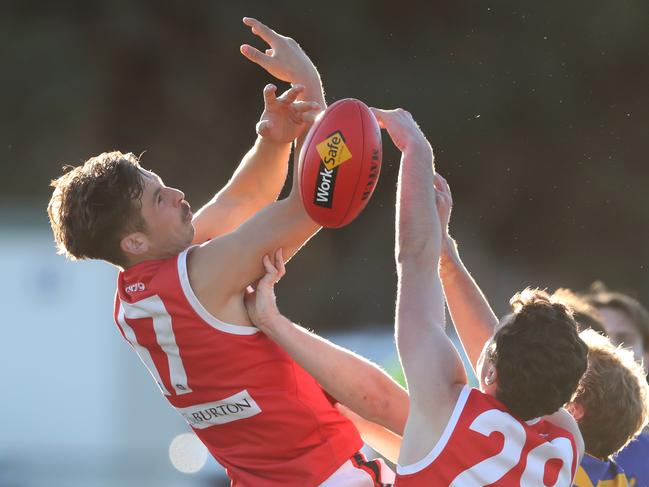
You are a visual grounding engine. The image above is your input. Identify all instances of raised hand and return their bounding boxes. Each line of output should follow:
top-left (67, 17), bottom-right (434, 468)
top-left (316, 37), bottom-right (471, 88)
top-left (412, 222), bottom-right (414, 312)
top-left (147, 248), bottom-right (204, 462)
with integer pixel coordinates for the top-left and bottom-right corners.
top-left (241, 18), bottom-right (320, 94)
top-left (433, 173), bottom-right (453, 240)
top-left (244, 249), bottom-right (286, 334)
top-left (256, 84), bottom-right (322, 143)
top-left (370, 108), bottom-right (432, 157)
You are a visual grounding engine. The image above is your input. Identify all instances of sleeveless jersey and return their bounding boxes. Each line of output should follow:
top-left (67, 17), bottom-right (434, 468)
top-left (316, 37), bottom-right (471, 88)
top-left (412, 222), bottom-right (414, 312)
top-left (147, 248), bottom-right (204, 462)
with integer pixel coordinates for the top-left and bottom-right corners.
top-left (395, 385), bottom-right (579, 486)
top-left (573, 454), bottom-right (629, 487)
top-left (615, 432), bottom-right (649, 487)
top-left (113, 247), bottom-right (363, 486)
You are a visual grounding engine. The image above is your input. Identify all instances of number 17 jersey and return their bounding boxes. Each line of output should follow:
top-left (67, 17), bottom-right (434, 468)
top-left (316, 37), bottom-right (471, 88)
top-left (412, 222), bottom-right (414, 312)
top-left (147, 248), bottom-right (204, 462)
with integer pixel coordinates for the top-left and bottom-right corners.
top-left (113, 247), bottom-right (362, 486)
top-left (395, 386), bottom-right (578, 486)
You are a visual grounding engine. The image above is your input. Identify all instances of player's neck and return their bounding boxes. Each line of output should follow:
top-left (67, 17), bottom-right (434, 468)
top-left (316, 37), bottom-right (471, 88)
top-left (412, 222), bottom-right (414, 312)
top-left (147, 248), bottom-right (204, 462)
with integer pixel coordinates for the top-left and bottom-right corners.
top-left (123, 250), bottom-right (176, 269)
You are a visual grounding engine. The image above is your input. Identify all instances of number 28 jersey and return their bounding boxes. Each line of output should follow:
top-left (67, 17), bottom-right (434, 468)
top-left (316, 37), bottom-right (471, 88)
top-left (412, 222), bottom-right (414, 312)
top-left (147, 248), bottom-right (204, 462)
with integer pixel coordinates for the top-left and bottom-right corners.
top-left (113, 247), bottom-right (362, 486)
top-left (395, 386), bottom-right (579, 486)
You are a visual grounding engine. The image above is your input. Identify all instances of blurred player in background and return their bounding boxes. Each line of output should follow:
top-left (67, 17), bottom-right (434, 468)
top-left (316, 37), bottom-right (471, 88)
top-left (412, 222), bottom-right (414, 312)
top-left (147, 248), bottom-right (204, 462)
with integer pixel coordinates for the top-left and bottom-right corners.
top-left (47, 18), bottom-right (405, 486)
top-left (584, 283), bottom-right (649, 377)
top-left (551, 288), bottom-right (607, 336)
top-left (246, 108), bottom-right (588, 486)
top-left (575, 285), bottom-right (649, 487)
top-left (569, 329), bottom-right (648, 486)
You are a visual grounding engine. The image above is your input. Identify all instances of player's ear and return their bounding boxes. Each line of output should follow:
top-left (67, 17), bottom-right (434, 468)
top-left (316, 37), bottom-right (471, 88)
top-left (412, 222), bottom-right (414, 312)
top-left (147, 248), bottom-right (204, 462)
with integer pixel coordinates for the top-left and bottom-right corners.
top-left (121, 232), bottom-right (149, 257)
top-left (484, 365), bottom-right (498, 387)
top-left (565, 402), bottom-right (584, 421)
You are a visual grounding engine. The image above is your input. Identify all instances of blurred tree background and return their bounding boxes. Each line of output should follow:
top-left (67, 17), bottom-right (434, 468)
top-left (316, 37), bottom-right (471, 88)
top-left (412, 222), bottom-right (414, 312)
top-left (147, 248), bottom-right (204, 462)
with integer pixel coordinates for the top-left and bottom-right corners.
top-left (3, 0), bottom-right (649, 329)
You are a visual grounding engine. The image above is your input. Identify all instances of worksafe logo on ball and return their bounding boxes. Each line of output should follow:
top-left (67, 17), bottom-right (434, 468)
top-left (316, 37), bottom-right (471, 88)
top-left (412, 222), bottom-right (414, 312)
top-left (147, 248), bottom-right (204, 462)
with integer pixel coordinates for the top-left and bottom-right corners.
top-left (316, 131), bottom-right (352, 171)
top-left (314, 130), bottom-right (352, 208)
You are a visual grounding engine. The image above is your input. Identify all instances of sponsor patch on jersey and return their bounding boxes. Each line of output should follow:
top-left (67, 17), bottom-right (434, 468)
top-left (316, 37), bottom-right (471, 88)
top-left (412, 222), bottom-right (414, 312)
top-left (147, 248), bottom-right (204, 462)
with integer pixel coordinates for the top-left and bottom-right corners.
top-left (316, 130), bottom-right (352, 171)
top-left (174, 390), bottom-right (261, 429)
top-left (125, 282), bottom-right (146, 294)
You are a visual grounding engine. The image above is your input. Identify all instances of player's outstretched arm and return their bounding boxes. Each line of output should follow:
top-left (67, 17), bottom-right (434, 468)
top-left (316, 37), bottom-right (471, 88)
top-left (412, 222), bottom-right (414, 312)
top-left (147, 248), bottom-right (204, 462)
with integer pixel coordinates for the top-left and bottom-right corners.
top-left (240, 18), bottom-right (325, 180)
top-left (244, 249), bottom-right (409, 436)
top-left (191, 18), bottom-right (325, 243)
top-left (375, 108), bottom-right (467, 465)
top-left (435, 174), bottom-right (499, 371)
top-left (191, 83), bottom-right (320, 243)
top-left (187, 20), bottom-right (328, 321)
top-left (188, 133), bottom-right (321, 322)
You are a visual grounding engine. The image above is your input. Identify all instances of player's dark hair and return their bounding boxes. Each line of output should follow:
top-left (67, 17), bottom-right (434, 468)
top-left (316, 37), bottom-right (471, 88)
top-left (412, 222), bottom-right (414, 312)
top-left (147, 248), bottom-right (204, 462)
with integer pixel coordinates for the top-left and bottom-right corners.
top-left (585, 281), bottom-right (649, 352)
top-left (488, 288), bottom-right (588, 421)
top-left (48, 151), bottom-right (146, 267)
top-left (573, 329), bottom-right (649, 459)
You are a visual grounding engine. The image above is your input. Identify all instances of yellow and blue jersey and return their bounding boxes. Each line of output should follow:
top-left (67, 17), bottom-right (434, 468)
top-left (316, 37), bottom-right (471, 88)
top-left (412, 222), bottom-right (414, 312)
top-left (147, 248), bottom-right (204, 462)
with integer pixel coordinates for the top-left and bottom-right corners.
top-left (615, 432), bottom-right (649, 487)
top-left (573, 453), bottom-right (629, 487)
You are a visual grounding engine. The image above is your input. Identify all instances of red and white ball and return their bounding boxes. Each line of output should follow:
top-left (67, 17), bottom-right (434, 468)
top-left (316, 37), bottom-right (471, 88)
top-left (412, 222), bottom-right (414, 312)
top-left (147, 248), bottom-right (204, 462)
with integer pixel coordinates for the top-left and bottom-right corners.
top-left (299, 98), bottom-right (382, 228)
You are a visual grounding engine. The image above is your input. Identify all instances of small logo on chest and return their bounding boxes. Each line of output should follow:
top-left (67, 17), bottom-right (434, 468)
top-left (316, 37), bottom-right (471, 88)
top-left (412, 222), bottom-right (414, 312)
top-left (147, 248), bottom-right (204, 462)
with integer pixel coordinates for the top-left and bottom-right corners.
top-left (125, 282), bottom-right (146, 294)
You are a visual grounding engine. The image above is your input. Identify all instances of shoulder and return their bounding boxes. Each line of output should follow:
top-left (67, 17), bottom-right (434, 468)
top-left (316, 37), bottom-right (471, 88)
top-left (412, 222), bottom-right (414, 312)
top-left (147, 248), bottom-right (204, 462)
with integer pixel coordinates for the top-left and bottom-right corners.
top-left (117, 256), bottom-right (179, 302)
top-left (542, 408), bottom-right (584, 461)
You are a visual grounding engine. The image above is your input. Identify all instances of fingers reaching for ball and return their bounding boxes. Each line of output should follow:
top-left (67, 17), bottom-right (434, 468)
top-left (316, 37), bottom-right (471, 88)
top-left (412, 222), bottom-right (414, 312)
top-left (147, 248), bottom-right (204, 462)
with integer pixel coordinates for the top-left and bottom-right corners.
top-left (370, 107), bottom-right (430, 155)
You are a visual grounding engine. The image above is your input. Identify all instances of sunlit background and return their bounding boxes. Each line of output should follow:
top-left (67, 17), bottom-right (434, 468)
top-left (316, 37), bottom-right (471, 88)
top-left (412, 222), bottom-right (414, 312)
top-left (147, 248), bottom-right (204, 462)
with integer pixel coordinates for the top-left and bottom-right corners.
top-left (2, 1), bottom-right (649, 485)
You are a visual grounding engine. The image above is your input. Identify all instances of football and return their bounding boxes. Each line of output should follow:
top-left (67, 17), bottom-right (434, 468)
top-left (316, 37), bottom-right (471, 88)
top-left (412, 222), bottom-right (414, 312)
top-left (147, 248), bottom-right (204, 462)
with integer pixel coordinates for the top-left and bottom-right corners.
top-left (299, 98), bottom-right (382, 228)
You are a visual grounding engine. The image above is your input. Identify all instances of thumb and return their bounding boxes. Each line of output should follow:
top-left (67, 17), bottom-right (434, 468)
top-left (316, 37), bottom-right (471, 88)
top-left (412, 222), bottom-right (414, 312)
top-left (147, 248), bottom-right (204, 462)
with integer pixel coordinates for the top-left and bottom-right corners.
top-left (243, 286), bottom-right (257, 312)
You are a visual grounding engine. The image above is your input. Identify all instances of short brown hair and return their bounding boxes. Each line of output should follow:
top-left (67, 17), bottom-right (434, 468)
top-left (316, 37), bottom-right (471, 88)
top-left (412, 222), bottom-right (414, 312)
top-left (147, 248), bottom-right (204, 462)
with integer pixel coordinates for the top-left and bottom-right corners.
top-left (586, 282), bottom-right (649, 352)
top-left (48, 151), bottom-right (146, 267)
top-left (490, 288), bottom-right (588, 421)
top-left (552, 288), bottom-right (607, 335)
top-left (573, 329), bottom-right (649, 458)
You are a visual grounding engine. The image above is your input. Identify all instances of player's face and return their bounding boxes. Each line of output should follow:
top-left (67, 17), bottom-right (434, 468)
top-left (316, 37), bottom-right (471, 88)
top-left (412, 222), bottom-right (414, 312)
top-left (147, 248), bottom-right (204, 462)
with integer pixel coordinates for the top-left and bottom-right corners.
top-left (138, 170), bottom-right (195, 257)
top-left (598, 306), bottom-right (646, 371)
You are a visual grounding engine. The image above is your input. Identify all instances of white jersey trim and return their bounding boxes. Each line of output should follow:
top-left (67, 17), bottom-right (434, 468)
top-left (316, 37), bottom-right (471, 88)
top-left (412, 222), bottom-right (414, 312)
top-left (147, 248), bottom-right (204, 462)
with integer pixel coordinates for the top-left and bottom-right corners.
top-left (177, 247), bottom-right (259, 335)
top-left (397, 384), bottom-right (471, 476)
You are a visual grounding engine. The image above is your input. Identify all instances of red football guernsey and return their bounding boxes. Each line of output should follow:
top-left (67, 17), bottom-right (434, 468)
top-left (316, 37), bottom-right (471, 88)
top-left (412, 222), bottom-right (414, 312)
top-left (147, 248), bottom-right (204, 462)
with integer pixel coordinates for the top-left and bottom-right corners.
top-left (395, 386), bottom-right (578, 486)
top-left (113, 247), bottom-right (363, 486)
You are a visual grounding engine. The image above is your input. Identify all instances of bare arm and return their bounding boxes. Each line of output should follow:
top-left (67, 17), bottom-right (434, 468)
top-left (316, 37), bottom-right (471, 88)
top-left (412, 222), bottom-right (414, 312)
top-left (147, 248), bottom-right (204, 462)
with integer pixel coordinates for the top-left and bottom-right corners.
top-left (191, 86), bottom-right (318, 243)
top-left (336, 403), bottom-right (403, 463)
top-left (244, 250), bottom-right (409, 434)
top-left (434, 174), bottom-right (499, 371)
top-left (189, 189), bottom-right (319, 321)
top-left (188, 20), bottom-right (326, 321)
top-left (375, 108), bottom-right (467, 465)
top-left (192, 18), bottom-right (325, 243)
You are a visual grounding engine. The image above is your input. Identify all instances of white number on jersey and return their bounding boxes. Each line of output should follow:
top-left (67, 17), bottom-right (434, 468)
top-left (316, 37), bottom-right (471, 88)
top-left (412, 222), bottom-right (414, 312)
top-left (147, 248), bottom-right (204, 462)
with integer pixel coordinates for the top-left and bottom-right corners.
top-left (117, 296), bottom-right (192, 396)
top-left (450, 409), bottom-right (573, 486)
